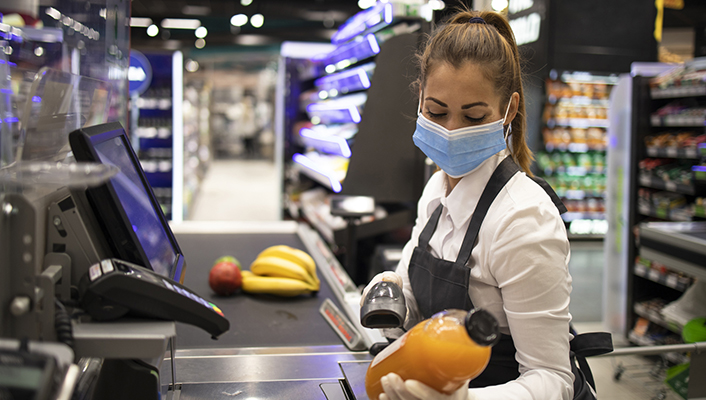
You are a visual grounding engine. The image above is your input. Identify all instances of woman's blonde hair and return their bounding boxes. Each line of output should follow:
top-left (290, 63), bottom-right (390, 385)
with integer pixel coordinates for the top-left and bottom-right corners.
top-left (414, 8), bottom-right (534, 175)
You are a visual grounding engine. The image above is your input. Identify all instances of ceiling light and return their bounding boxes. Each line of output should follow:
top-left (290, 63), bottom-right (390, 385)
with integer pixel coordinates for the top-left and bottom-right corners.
top-left (230, 14), bottom-right (248, 27)
top-left (147, 24), bottom-right (159, 37)
top-left (195, 26), bottom-right (208, 38)
top-left (185, 59), bottom-right (199, 72)
top-left (429, 0), bottom-right (446, 10)
top-left (146, 24), bottom-right (159, 37)
top-left (241, 0), bottom-right (253, 5)
top-left (492, 0), bottom-right (508, 11)
top-left (130, 17), bottom-right (152, 27)
top-left (250, 13), bottom-right (264, 28)
top-left (195, 38), bottom-right (206, 49)
top-left (34, 47), bottom-right (44, 57)
top-left (161, 18), bottom-right (201, 29)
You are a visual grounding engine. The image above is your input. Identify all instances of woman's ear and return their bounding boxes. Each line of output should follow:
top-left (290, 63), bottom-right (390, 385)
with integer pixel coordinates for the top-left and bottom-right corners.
top-left (505, 92), bottom-right (520, 125)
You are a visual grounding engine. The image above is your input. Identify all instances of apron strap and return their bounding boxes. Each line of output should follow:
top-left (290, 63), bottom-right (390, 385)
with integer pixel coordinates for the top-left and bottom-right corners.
top-left (418, 203), bottom-right (444, 249)
top-left (530, 176), bottom-right (567, 214)
top-left (455, 157), bottom-right (520, 267)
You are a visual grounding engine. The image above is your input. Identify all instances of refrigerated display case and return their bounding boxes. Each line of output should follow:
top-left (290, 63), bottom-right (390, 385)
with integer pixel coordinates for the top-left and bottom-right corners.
top-left (604, 60), bottom-right (706, 355)
top-left (535, 71), bottom-right (619, 238)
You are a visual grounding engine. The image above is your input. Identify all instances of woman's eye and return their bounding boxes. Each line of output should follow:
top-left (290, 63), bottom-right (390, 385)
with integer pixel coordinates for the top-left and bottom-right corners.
top-left (426, 110), bottom-right (445, 118)
top-left (466, 115), bottom-right (485, 123)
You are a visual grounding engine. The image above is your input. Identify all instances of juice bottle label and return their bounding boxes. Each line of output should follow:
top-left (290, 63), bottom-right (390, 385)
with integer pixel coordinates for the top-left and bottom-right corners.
top-left (370, 334), bottom-right (407, 368)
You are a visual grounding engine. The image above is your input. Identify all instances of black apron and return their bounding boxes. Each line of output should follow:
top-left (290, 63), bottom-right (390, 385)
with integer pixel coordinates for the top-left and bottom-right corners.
top-left (408, 156), bottom-right (567, 388)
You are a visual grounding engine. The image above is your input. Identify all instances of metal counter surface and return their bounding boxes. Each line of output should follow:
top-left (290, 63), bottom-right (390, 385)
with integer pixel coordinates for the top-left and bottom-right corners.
top-left (166, 222), bottom-right (375, 399)
top-left (172, 224), bottom-right (347, 349)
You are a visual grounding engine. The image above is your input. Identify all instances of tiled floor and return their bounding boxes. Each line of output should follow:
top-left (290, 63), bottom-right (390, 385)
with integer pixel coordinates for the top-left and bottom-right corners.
top-left (188, 159), bottom-right (684, 400)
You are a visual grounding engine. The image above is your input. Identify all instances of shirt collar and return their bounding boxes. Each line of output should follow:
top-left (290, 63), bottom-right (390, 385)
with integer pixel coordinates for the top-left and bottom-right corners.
top-left (440, 149), bottom-right (510, 227)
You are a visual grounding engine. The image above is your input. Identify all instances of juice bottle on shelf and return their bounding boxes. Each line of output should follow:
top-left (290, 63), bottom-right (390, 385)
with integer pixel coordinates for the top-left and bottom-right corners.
top-left (365, 308), bottom-right (500, 400)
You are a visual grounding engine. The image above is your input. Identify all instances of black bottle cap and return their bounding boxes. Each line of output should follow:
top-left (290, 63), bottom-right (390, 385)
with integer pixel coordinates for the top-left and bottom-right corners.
top-left (464, 308), bottom-right (500, 347)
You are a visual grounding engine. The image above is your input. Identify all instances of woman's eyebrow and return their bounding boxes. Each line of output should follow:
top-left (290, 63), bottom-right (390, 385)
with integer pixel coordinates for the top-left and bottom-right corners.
top-left (425, 97), bottom-right (447, 107)
top-left (461, 101), bottom-right (489, 109)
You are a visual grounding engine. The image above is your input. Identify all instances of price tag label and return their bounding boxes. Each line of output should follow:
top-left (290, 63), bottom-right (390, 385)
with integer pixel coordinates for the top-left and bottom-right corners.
top-left (666, 147), bottom-right (678, 158)
top-left (666, 275), bottom-right (678, 289)
top-left (648, 269), bottom-right (660, 282)
top-left (634, 263), bottom-right (646, 276)
top-left (665, 182), bottom-right (677, 192)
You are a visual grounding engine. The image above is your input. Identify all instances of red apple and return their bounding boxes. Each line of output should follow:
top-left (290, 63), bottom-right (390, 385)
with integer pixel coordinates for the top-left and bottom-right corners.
top-left (209, 261), bottom-right (242, 296)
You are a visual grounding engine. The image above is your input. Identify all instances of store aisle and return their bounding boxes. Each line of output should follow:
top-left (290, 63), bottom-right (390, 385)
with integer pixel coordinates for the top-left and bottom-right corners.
top-left (189, 159), bottom-right (281, 221)
top-left (187, 161), bottom-right (683, 400)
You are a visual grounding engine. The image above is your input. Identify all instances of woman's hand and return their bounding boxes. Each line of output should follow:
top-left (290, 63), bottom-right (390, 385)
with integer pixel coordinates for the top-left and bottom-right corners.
top-left (379, 373), bottom-right (474, 400)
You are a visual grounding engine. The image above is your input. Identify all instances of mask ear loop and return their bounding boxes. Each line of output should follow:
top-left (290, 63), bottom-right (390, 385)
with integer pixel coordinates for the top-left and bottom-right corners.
top-left (502, 100), bottom-right (513, 140)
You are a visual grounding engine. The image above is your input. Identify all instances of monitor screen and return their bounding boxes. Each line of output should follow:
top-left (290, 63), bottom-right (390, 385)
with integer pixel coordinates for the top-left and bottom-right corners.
top-left (69, 122), bottom-right (185, 282)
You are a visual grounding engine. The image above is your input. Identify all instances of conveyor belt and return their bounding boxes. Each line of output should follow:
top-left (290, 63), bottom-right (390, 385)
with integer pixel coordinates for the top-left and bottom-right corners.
top-left (174, 231), bottom-right (347, 348)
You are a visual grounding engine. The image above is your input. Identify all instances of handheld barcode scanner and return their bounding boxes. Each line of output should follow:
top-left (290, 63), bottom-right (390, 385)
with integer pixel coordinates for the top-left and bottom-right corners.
top-left (360, 281), bottom-right (406, 329)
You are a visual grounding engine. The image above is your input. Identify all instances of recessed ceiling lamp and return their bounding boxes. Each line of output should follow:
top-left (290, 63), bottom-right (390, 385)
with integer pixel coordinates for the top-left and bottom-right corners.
top-left (250, 13), bottom-right (264, 28)
top-left (195, 26), bottom-right (208, 38)
top-left (230, 14), bottom-right (248, 27)
top-left (147, 24), bottom-right (159, 37)
top-left (241, 0), bottom-right (253, 5)
top-left (185, 59), bottom-right (199, 72)
top-left (195, 38), bottom-right (206, 49)
top-left (492, 0), bottom-right (508, 11)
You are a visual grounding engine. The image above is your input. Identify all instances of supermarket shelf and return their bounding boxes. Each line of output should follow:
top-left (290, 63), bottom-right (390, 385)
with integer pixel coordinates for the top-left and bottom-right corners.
top-left (646, 146), bottom-right (700, 159)
top-left (651, 85), bottom-right (706, 99)
top-left (639, 222), bottom-right (706, 282)
top-left (638, 204), bottom-right (694, 222)
top-left (638, 173), bottom-right (702, 196)
top-left (547, 118), bottom-right (610, 129)
top-left (650, 115), bottom-right (706, 127)
top-left (633, 262), bottom-right (691, 292)
top-left (633, 301), bottom-right (682, 335)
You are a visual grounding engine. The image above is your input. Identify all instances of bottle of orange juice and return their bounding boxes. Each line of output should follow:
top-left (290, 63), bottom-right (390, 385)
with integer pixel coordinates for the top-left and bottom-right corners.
top-left (365, 308), bottom-right (499, 399)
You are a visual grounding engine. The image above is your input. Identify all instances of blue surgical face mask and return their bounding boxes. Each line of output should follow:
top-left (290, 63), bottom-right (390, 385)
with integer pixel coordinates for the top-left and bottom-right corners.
top-left (413, 101), bottom-right (511, 178)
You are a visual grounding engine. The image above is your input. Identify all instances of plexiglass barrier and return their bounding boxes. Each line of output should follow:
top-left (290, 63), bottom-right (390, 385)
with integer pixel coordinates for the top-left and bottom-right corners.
top-left (0, 67), bottom-right (115, 189)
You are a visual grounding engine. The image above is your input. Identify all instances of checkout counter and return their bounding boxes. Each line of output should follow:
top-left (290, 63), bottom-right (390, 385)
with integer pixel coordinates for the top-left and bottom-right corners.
top-left (167, 221), bottom-right (377, 399)
top-left (0, 68), bottom-right (381, 400)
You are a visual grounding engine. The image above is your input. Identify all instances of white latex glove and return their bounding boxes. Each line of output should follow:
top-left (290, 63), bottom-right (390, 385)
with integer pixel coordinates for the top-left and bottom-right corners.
top-left (379, 373), bottom-right (474, 400)
top-left (359, 271), bottom-right (403, 307)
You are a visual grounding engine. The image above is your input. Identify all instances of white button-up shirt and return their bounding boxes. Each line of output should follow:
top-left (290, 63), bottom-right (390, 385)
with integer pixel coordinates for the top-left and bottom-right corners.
top-left (394, 150), bottom-right (574, 400)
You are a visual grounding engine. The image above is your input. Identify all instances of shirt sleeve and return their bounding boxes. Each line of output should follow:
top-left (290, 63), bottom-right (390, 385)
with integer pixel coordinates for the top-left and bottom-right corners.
top-left (471, 194), bottom-right (574, 400)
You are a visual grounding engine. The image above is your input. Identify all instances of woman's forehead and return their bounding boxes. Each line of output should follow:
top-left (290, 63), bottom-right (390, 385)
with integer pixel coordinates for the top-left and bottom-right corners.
top-left (424, 62), bottom-right (501, 107)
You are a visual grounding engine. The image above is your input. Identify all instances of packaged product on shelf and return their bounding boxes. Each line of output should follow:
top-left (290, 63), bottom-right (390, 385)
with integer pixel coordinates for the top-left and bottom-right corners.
top-left (570, 127), bottom-right (587, 144)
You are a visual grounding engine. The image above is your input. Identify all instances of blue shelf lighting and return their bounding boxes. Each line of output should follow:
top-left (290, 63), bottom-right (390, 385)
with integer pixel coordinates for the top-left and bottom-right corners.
top-left (315, 63), bottom-right (374, 94)
top-left (293, 153), bottom-right (343, 193)
top-left (323, 34), bottom-right (380, 71)
top-left (331, 2), bottom-right (393, 45)
top-left (306, 94), bottom-right (366, 124)
top-left (300, 128), bottom-right (352, 158)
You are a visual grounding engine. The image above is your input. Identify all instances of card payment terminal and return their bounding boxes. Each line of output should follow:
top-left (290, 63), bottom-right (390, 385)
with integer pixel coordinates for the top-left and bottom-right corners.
top-left (78, 259), bottom-right (229, 339)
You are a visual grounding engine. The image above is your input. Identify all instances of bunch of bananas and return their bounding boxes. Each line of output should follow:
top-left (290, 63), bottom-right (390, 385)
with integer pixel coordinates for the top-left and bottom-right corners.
top-left (241, 245), bottom-right (320, 297)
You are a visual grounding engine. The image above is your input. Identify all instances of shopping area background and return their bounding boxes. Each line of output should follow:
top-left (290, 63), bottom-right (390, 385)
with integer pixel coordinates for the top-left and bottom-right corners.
top-left (2, 0), bottom-right (706, 399)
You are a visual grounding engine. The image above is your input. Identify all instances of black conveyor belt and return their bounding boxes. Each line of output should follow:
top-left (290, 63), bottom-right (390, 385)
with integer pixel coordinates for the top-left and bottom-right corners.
top-left (174, 231), bottom-right (346, 349)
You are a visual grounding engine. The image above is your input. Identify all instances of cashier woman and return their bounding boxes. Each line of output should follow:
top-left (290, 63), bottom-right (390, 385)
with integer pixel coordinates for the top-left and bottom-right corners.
top-left (361, 8), bottom-right (575, 400)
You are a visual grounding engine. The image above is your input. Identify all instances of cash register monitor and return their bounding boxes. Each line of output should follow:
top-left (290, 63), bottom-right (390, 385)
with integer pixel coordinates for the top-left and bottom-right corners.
top-left (69, 122), bottom-right (186, 283)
